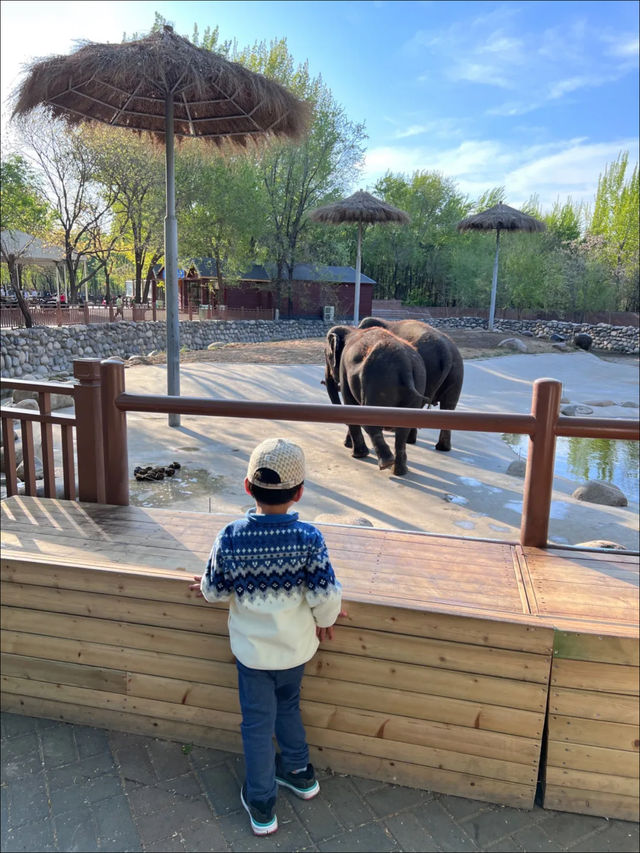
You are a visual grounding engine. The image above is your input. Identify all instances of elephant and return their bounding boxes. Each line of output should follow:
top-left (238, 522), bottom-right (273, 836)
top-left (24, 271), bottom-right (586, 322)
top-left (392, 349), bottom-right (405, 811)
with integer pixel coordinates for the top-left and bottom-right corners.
top-left (358, 317), bottom-right (464, 451)
top-left (324, 324), bottom-right (427, 475)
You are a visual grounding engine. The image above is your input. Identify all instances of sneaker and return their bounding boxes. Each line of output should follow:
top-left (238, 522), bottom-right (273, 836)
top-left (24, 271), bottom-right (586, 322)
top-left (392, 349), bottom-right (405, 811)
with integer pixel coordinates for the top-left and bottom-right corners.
top-left (240, 784), bottom-right (278, 835)
top-left (275, 755), bottom-right (320, 800)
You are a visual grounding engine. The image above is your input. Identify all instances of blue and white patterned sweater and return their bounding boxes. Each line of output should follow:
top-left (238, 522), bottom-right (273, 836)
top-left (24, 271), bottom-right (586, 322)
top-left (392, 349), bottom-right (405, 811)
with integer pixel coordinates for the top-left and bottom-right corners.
top-left (201, 510), bottom-right (342, 670)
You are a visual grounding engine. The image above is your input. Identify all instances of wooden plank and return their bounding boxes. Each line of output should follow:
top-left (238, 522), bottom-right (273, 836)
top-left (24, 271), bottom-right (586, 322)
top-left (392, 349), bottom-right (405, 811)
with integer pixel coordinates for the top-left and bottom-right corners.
top-left (545, 765), bottom-right (639, 798)
top-left (553, 632), bottom-right (639, 665)
top-left (1, 607), bottom-right (234, 663)
top-left (543, 784), bottom-right (639, 822)
top-left (546, 739), bottom-right (639, 777)
top-left (0, 561), bottom-right (552, 653)
top-left (301, 676), bottom-right (545, 738)
top-left (0, 692), bottom-right (533, 809)
top-left (127, 670), bottom-right (542, 762)
top-left (551, 659), bottom-right (639, 695)
top-left (2, 630), bottom-right (238, 691)
top-left (1, 628), bottom-right (548, 714)
top-left (0, 653), bottom-right (127, 694)
top-left (549, 687), bottom-right (639, 725)
top-left (0, 582), bottom-right (230, 637)
top-left (548, 714), bottom-right (640, 752)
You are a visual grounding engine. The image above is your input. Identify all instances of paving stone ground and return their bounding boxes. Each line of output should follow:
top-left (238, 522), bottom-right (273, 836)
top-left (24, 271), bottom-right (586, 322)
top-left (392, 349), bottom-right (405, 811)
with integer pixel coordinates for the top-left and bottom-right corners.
top-left (1, 713), bottom-right (637, 853)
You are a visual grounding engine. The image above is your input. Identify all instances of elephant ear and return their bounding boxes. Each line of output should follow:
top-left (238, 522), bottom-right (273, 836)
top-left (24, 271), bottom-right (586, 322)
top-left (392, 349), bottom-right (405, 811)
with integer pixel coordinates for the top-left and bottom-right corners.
top-left (327, 325), bottom-right (349, 379)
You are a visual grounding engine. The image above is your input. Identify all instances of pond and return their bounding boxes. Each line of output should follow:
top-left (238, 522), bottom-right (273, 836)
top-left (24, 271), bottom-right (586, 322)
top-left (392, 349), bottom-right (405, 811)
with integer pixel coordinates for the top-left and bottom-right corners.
top-left (502, 434), bottom-right (639, 501)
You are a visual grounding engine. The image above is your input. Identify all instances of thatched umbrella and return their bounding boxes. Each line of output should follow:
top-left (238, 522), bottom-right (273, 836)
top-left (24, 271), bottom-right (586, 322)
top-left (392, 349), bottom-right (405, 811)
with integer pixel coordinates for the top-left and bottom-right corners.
top-left (308, 191), bottom-right (409, 325)
top-left (456, 203), bottom-right (545, 330)
top-left (12, 25), bottom-right (309, 426)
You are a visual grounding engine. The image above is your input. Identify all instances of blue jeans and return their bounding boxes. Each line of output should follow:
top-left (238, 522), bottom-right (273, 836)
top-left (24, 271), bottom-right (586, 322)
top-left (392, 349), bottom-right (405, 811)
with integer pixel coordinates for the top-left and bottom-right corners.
top-left (236, 660), bottom-right (309, 803)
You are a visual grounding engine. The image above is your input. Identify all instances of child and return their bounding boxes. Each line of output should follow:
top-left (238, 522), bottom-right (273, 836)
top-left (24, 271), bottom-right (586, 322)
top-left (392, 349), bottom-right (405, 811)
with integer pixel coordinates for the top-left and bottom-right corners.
top-left (189, 437), bottom-right (345, 836)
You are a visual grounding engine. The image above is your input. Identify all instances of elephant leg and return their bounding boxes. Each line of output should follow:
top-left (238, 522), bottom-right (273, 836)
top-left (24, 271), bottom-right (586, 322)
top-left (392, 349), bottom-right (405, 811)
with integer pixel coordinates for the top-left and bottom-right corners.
top-left (364, 426), bottom-right (394, 470)
top-left (393, 428), bottom-right (411, 475)
top-left (344, 431), bottom-right (353, 448)
top-left (340, 385), bottom-right (369, 458)
top-left (407, 428), bottom-right (417, 445)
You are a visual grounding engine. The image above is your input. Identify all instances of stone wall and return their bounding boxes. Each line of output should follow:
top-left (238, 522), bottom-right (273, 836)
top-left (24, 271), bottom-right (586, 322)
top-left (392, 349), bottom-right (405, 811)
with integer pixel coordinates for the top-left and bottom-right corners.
top-left (1, 316), bottom-right (638, 379)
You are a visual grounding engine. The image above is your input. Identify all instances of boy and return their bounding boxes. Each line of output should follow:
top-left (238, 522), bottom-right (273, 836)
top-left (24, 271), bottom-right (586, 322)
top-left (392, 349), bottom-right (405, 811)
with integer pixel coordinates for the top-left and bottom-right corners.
top-left (189, 437), bottom-right (345, 836)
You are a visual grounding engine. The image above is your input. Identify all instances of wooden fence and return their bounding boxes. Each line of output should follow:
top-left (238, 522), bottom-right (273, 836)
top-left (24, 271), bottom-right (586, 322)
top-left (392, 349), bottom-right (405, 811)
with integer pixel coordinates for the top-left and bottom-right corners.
top-left (1, 359), bottom-right (638, 548)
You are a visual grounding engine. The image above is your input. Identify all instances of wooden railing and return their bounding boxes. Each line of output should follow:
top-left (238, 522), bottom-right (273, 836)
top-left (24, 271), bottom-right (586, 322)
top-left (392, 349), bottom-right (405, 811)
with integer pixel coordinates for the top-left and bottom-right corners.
top-left (1, 358), bottom-right (638, 548)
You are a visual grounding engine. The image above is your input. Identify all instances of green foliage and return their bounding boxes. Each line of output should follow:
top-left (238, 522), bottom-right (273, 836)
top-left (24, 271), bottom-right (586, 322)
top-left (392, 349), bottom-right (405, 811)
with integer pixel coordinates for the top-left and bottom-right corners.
top-left (0, 154), bottom-right (53, 235)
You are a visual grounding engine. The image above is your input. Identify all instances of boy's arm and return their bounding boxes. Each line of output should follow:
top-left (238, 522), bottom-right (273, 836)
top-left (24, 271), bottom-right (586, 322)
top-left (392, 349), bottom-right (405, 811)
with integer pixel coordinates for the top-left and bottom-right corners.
top-left (199, 533), bottom-right (233, 602)
top-left (305, 529), bottom-right (343, 629)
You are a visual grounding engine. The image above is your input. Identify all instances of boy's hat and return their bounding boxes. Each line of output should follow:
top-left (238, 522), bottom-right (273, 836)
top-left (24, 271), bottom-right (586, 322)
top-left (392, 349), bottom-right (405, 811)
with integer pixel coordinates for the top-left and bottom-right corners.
top-left (247, 438), bottom-right (305, 490)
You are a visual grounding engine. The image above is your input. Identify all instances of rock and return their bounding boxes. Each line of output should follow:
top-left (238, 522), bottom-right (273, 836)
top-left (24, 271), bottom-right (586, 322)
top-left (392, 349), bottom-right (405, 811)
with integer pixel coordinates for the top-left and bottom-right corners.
top-left (552, 342), bottom-right (568, 351)
top-left (574, 540), bottom-right (627, 550)
top-left (572, 480), bottom-right (628, 507)
top-left (17, 456), bottom-right (44, 481)
top-left (621, 401), bottom-right (639, 408)
top-left (127, 356), bottom-right (150, 365)
top-left (561, 404), bottom-right (594, 416)
top-left (6, 398), bottom-right (39, 411)
top-left (550, 333), bottom-right (565, 342)
top-left (520, 330), bottom-right (534, 337)
top-left (497, 338), bottom-right (528, 352)
top-left (583, 400), bottom-right (616, 407)
top-left (574, 333), bottom-right (593, 351)
top-left (506, 459), bottom-right (527, 477)
top-left (207, 342), bottom-right (225, 350)
top-left (12, 390), bottom-right (74, 410)
top-left (560, 397), bottom-right (570, 404)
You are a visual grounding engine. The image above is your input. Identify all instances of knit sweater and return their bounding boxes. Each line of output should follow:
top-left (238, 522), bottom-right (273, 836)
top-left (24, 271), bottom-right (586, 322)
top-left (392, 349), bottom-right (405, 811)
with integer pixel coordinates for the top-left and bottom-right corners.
top-left (200, 509), bottom-right (342, 670)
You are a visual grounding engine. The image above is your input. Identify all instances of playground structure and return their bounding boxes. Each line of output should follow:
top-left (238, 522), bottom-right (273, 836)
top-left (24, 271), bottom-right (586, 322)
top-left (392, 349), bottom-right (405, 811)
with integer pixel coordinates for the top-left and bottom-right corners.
top-left (0, 360), bottom-right (638, 820)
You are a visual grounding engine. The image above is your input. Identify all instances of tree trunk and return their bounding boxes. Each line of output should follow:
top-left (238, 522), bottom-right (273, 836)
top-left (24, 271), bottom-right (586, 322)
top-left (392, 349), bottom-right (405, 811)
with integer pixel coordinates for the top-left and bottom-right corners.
top-left (9, 259), bottom-right (34, 328)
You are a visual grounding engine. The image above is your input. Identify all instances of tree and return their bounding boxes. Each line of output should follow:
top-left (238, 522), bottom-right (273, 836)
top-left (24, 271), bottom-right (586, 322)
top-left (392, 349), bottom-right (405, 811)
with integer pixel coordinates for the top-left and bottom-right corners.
top-left (0, 154), bottom-right (53, 326)
top-left (237, 38), bottom-right (366, 314)
top-left (588, 152), bottom-right (639, 310)
top-left (16, 113), bottom-right (120, 303)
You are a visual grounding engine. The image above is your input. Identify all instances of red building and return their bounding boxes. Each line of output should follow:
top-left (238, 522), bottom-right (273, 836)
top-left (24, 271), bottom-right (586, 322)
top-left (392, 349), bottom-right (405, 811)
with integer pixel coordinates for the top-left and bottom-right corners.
top-left (154, 261), bottom-right (374, 320)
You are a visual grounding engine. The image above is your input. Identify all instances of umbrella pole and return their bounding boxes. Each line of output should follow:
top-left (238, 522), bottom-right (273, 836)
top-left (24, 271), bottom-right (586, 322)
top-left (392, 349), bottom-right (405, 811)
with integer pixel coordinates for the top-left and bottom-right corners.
top-left (489, 229), bottom-right (500, 331)
top-left (353, 220), bottom-right (362, 326)
top-left (164, 94), bottom-right (181, 427)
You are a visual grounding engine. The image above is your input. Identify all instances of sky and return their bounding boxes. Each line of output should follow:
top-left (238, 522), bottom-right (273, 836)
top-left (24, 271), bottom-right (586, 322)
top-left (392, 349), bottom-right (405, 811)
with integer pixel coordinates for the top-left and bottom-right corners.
top-left (1, 0), bottom-right (638, 212)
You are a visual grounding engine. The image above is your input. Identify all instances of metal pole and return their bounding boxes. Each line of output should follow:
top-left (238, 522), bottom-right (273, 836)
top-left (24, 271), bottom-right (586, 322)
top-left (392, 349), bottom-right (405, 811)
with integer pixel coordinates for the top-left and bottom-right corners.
top-left (165, 94), bottom-right (181, 427)
top-left (520, 378), bottom-right (562, 548)
top-left (353, 220), bottom-right (362, 326)
top-left (488, 229), bottom-right (499, 331)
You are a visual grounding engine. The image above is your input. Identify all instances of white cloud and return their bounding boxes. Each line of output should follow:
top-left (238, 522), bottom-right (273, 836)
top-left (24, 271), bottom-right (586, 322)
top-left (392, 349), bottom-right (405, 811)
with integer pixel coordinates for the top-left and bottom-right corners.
top-left (361, 136), bottom-right (639, 211)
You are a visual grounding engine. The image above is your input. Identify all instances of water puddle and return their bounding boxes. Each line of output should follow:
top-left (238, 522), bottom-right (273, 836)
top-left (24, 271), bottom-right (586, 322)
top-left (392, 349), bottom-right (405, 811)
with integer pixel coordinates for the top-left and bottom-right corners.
top-left (129, 468), bottom-right (226, 507)
top-left (502, 434), bottom-right (639, 499)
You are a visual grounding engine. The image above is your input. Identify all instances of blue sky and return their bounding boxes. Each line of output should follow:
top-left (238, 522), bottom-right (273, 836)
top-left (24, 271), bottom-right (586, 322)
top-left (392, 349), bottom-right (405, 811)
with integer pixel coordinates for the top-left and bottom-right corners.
top-left (1, 0), bottom-right (638, 211)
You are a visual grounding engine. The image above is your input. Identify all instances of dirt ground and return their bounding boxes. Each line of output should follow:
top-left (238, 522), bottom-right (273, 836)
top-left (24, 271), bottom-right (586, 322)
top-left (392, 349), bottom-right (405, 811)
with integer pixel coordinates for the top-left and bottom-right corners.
top-left (139, 329), bottom-right (571, 366)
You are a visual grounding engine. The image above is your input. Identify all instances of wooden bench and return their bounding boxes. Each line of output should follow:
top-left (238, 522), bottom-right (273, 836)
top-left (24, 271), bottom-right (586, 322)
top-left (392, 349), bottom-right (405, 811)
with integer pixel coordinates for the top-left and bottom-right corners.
top-left (1, 496), bottom-right (637, 818)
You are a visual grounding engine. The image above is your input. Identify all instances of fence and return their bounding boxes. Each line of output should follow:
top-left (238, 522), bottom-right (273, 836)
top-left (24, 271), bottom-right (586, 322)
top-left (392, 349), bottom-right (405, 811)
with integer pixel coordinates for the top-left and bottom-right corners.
top-left (371, 302), bottom-right (640, 326)
top-left (1, 359), bottom-right (638, 549)
top-left (0, 304), bottom-right (275, 329)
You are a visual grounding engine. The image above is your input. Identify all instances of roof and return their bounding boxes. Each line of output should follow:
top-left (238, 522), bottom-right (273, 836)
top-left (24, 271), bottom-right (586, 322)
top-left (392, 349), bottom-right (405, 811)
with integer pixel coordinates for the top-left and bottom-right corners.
top-left (186, 259), bottom-right (271, 281)
top-left (289, 263), bottom-right (376, 284)
top-left (0, 230), bottom-right (66, 265)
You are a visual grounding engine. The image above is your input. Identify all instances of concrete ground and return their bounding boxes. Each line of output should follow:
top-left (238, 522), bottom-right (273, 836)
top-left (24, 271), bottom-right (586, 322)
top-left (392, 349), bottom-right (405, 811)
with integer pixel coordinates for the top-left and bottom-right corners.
top-left (119, 350), bottom-right (639, 550)
top-left (2, 713), bottom-right (638, 853)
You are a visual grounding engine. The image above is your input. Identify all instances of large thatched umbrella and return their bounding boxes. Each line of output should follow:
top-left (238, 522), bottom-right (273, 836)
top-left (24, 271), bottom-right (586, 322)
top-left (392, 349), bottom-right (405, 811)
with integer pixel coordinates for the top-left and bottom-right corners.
top-left (308, 191), bottom-right (409, 325)
top-left (457, 203), bottom-right (545, 331)
top-left (12, 25), bottom-right (309, 426)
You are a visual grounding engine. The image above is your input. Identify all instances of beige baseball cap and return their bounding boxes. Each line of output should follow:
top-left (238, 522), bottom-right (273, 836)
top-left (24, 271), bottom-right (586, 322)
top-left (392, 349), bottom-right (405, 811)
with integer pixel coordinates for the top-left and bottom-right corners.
top-left (246, 438), bottom-right (305, 490)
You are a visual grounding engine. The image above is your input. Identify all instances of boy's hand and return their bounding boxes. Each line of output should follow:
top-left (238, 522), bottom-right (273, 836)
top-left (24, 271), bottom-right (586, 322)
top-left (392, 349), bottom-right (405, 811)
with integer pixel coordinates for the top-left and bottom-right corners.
top-left (316, 609), bottom-right (348, 642)
top-left (189, 575), bottom-right (204, 598)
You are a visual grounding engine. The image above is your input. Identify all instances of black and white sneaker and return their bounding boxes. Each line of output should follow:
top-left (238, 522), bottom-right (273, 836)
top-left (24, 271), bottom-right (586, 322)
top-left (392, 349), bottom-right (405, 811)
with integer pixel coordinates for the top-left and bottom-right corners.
top-left (240, 784), bottom-right (278, 835)
top-left (275, 755), bottom-right (320, 800)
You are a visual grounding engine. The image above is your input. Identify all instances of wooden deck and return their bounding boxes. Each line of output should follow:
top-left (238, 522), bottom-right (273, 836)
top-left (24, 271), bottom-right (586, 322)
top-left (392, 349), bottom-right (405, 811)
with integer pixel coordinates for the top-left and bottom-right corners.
top-left (1, 496), bottom-right (638, 817)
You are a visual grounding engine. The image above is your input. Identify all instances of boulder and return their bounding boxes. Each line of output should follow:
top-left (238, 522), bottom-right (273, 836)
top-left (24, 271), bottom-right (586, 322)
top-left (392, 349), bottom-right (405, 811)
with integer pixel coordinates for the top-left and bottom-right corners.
top-left (506, 459), bottom-right (527, 477)
top-left (552, 342), bottom-right (568, 351)
top-left (6, 398), bottom-right (39, 411)
top-left (12, 390), bottom-right (74, 410)
top-left (497, 338), bottom-right (528, 353)
top-left (571, 480), bottom-right (628, 507)
top-left (573, 333), bottom-right (593, 351)
top-left (583, 400), bottom-right (616, 407)
top-left (126, 356), bottom-right (150, 366)
top-left (574, 540), bottom-right (627, 550)
top-left (17, 456), bottom-right (44, 481)
top-left (621, 401), bottom-right (639, 408)
top-left (520, 330), bottom-right (534, 337)
top-left (207, 342), bottom-right (225, 350)
top-left (550, 333), bottom-right (565, 342)
top-left (561, 404), bottom-right (594, 416)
